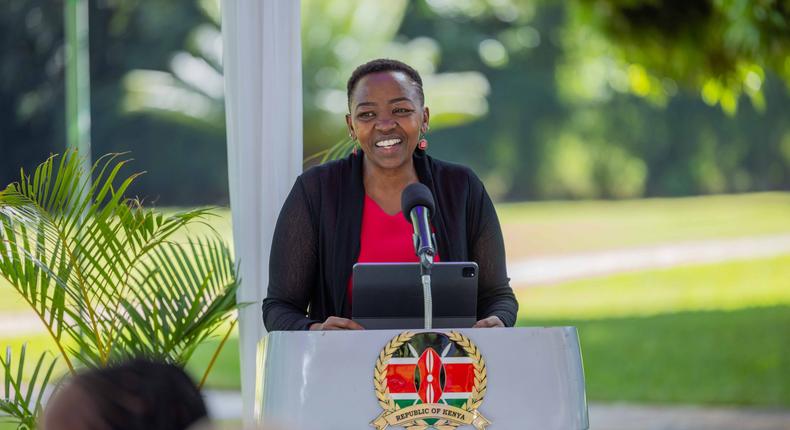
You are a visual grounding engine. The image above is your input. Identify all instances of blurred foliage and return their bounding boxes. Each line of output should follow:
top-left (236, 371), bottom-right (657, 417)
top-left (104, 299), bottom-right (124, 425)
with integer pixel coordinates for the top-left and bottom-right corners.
top-left (571, 0), bottom-right (790, 115)
top-left (122, 0), bottom-right (224, 134)
top-left (123, 0), bottom-right (491, 162)
top-left (1, 0), bottom-right (64, 189)
top-left (300, 0), bottom-right (491, 157)
top-left (404, 0), bottom-right (790, 200)
top-left (0, 0), bottom-right (789, 204)
top-left (0, 0), bottom-right (227, 206)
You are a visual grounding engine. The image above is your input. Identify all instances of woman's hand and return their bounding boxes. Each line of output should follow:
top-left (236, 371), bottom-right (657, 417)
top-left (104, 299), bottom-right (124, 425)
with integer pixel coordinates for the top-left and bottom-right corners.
top-left (309, 316), bottom-right (365, 330)
top-left (473, 316), bottom-right (504, 328)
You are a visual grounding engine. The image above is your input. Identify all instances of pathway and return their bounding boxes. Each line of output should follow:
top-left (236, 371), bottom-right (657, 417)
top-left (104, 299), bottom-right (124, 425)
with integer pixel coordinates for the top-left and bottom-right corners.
top-left (509, 233), bottom-right (790, 287)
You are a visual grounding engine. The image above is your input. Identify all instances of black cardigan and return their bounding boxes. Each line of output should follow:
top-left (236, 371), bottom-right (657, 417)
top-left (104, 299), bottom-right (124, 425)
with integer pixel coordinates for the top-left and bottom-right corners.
top-left (262, 151), bottom-right (518, 330)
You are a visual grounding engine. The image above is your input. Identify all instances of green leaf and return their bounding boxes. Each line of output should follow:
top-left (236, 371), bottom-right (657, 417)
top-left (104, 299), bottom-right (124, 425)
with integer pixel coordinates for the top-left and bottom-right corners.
top-left (0, 345), bottom-right (58, 429)
top-left (0, 151), bottom-right (239, 382)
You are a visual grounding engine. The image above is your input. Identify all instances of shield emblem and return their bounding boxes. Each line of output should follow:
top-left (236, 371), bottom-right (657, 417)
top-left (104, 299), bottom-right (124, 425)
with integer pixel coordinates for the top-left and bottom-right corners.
top-left (417, 347), bottom-right (443, 404)
top-left (372, 331), bottom-right (490, 429)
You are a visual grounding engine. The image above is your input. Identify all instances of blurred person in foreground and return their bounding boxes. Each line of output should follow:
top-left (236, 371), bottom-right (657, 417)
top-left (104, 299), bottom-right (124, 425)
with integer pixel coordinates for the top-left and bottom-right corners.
top-left (262, 58), bottom-right (518, 331)
top-left (42, 359), bottom-right (210, 430)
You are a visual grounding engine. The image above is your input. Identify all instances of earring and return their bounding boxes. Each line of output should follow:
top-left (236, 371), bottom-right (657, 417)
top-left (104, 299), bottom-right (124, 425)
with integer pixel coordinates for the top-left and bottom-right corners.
top-left (418, 138), bottom-right (428, 150)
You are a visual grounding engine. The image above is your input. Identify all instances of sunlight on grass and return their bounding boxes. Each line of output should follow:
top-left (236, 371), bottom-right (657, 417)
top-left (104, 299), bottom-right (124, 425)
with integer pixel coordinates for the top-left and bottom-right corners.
top-left (516, 255), bottom-right (790, 406)
top-left (523, 306), bottom-right (790, 406)
top-left (185, 332), bottom-right (240, 390)
top-left (499, 192), bottom-right (790, 258)
top-left (0, 286), bottom-right (29, 312)
top-left (160, 207), bottom-right (234, 247)
top-left (517, 255), bottom-right (790, 320)
top-left (0, 334), bottom-right (72, 386)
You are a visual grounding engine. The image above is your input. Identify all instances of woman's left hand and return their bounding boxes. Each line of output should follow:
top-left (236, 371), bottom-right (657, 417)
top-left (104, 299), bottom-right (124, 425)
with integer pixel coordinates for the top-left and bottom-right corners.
top-left (473, 316), bottom-right (504, 328)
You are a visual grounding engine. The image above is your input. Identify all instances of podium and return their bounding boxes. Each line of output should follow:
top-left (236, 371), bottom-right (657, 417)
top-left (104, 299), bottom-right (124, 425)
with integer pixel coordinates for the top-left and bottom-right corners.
top-left (255, 327), bottom-right (588, 429)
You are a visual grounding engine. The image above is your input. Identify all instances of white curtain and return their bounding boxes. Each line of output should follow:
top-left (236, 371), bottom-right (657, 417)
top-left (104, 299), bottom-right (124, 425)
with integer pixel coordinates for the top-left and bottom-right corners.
top-left (221, 0), bottom-right (303, 424)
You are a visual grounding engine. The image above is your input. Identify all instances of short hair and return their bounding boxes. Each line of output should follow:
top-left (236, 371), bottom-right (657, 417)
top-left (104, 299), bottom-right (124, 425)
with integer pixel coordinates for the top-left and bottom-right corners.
top-left (346, 58), bottom-right (425, 107)
top-left (71, 359), bottom-right (208, 430)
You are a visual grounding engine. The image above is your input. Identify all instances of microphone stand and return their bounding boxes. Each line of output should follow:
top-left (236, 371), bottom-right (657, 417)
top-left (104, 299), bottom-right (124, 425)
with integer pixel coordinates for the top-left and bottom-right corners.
top-left (411, 206), bottom-right (436, 330)
top-left (418, 249), bottom-right (434, 330)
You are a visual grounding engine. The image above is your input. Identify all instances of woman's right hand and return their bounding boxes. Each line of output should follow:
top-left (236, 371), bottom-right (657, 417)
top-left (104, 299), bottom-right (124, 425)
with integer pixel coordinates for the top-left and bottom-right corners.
top-left (309, 316), bottom-right (365, 330)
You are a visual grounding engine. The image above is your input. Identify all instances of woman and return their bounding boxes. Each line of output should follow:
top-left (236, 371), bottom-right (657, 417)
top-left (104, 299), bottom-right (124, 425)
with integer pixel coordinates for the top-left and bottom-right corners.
top-left (262, 59), bottom-right (517, 331)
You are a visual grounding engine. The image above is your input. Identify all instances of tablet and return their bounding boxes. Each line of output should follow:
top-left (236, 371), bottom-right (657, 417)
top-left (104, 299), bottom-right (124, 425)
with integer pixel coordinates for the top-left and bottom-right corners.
top-left (351, 262), bottom-right (478, 329)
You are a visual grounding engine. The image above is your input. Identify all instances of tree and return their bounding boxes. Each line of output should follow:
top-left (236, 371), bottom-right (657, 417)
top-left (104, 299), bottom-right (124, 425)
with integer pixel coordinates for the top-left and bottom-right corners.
top-left (123, 0), bottom-right (492, 161)
top-left (399, 0), bottom-right (790, 199)
top-left (0, 0), bottom-right (66, 190)
top-left (570, 0), bottom-right (790, 114)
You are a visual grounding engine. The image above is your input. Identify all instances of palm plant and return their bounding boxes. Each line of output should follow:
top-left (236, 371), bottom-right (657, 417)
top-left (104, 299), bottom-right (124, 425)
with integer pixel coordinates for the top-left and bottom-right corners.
top-left (0, 152), bottom-right (239, 427)
top-left (1, 345), bottom-right (57, 429)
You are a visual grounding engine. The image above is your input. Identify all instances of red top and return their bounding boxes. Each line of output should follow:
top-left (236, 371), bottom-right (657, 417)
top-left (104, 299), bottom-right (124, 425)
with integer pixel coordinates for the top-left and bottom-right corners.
top-left (348, 194), bottom-right (440, 303)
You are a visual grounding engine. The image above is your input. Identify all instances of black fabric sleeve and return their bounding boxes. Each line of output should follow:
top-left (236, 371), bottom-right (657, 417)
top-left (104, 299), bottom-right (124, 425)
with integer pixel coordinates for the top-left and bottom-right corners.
top-left (468, 173), bottom-right (519, 327)
top-left (262, 177), bottom-right (322, 331)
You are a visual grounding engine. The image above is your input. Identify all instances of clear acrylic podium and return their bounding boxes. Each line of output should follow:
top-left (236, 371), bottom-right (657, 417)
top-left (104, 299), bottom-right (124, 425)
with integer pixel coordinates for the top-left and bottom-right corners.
top-left (255, 327), bottom-right (588, 429)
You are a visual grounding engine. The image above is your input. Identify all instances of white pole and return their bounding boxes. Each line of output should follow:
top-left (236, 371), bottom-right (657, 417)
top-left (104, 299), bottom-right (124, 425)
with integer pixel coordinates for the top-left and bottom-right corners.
top-left (64, 0), bottom-right (92, 177)
top-left (220, 0), bottom-right (303, 425)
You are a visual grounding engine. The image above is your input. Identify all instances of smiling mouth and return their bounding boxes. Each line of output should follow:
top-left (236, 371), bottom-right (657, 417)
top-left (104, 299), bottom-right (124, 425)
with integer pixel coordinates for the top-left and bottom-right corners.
top-left (375, 138), bottom-right (402, 148)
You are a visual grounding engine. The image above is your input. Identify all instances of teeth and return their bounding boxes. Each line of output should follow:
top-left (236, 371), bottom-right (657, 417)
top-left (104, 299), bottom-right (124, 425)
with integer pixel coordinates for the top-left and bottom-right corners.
top-left (375, 139), bottom-right (401, 148)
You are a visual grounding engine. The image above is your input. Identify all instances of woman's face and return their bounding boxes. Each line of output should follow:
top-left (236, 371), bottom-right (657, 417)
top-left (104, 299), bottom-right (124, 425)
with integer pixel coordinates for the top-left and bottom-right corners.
top-left (346, 71), bottom-right (429, 171)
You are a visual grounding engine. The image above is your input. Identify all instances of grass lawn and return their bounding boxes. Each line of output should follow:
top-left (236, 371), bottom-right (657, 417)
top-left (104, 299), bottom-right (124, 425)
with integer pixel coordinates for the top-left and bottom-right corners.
top-left (527, 306), bottom-right (790, 406)
top-left (498, 192), bottom-right (790, 259)
top-left (517, 255), bottom-right (790, 407)
top-left (186, 332), bottom-right (241, 390)
top-left (515, 255), bottom-right (790, 320)
top-left (0, 289), bottom-right (30, 312)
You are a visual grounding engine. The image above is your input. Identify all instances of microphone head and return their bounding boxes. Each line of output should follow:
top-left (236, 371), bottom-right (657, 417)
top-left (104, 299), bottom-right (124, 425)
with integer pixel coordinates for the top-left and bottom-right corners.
top-left (401, 183), bottom-right (435, 222)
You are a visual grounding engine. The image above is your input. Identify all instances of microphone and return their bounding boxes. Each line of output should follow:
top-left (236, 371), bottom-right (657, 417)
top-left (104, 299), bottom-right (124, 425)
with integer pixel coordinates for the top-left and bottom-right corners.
top-left (401, 183), bottom-right (436, 267)
top-left (401, 182), bottom-right (437, 330)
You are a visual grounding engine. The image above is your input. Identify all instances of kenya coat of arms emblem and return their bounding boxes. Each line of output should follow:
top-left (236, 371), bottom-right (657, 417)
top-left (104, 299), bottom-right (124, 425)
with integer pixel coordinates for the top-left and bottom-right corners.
top-left (371, 331), bottom-right (490, 430)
